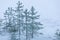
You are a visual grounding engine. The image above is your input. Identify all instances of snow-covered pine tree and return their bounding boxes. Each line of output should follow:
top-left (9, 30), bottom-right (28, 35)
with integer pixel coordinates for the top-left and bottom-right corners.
top-left (3, 7), bottom-right (17, 40)
top-left (14, 1), bottom-right (24, 40)
top-left (24, 9), bottom-right (30, 40)
top-left (29, 6), bottom-right (43, 38)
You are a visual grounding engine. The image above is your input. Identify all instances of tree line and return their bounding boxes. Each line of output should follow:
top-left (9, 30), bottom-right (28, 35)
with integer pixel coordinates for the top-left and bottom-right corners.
top-left (0, 1), bottom-right (43, 40)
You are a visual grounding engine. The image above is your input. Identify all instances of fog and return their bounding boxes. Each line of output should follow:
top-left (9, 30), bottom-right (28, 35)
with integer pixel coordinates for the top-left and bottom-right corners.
top-left (0, 0), bottom-right (60, 40)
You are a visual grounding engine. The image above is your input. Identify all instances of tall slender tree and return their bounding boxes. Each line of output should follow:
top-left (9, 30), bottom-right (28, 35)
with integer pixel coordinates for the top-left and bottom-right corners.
top-left (24, 9), bottom-right (30, 40)
top-left (14, 1), bottom-right (24, 40)
top-left (29, 6), bottom-right (43, 38)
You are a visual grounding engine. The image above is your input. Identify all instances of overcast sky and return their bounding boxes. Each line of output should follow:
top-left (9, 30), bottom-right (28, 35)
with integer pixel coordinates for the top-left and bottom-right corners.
top-left (0, 0), bottom-right (60, 40)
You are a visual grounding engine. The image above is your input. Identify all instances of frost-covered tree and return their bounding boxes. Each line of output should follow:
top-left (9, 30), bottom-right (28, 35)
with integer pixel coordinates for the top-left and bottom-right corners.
top-left (3, 7), bottom-right (17, 40)
top-left (29, 6), bottom-right (43, 38)
top-left (24, 9), bottom-right (30, 40)
top-left (14, 1), bottom-right (24, 40)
